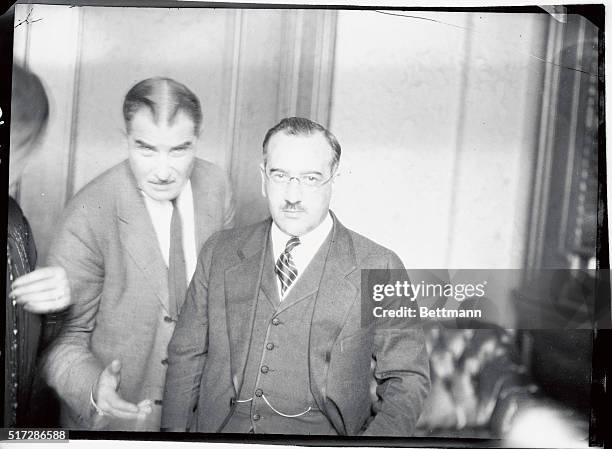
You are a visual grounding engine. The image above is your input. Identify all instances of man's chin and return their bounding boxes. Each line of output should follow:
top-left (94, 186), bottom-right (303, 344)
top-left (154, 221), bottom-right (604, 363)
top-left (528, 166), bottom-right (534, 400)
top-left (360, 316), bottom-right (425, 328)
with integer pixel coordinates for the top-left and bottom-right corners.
top-left (275, 218), bottom-right (309, 237)
top-left (143, 188), bottom-right (178, 202)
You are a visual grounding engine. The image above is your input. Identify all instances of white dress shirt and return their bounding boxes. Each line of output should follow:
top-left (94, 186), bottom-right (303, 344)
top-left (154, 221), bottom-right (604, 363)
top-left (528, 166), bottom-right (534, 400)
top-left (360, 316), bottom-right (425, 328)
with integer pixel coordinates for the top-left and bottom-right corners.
top-left (141, 180), bottom-right (197, 284)
top-left (270, 212), bottom-right (333, 300)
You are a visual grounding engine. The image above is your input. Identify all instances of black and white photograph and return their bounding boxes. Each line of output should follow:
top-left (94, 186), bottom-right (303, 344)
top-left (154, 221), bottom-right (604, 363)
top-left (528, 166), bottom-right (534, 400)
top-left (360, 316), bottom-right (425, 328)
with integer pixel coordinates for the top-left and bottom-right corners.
top-left (0, 1), bottom-right (606, 448)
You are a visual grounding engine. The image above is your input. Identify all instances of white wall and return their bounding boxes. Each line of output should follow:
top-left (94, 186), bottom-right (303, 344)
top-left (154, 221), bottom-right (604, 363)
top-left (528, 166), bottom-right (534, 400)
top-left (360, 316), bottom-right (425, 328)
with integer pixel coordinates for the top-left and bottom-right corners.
top-left (330, 11), bottom-right (549, 270)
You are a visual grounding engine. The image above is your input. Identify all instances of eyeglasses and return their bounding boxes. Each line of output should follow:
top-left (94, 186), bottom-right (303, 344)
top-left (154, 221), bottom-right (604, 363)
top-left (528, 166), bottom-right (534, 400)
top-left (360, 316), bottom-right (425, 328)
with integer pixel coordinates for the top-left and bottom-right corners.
top-left (261, 165), bottom-right (337, 189)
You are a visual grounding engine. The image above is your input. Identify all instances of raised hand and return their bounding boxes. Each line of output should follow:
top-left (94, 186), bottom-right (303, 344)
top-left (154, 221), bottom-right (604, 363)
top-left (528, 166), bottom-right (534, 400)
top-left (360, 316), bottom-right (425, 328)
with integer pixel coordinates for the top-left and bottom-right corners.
top-left (10, 266), bottom-right (71, 313)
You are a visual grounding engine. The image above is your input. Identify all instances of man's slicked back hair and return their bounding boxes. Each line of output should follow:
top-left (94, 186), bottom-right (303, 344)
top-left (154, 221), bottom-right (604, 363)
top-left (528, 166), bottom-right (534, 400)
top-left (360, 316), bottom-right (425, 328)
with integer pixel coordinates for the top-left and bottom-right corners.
top-left (262, 117), bottom-right (341, 169)
top-left (123, 77), bottom-right (203, 134)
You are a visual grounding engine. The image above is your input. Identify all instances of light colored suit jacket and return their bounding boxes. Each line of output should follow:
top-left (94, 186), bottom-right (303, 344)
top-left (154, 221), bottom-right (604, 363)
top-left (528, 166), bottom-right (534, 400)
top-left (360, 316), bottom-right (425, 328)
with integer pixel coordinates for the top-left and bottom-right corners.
top-left (162, 214), bottom-right (430, 436)
top-left (42, 159), bottom-right (235, 430)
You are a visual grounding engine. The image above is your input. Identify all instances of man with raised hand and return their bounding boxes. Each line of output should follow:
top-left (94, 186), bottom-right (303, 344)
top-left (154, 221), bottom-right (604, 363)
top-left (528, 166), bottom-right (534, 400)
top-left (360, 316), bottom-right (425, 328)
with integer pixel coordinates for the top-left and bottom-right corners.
top-left (43, 77), bottom-right (235, 430)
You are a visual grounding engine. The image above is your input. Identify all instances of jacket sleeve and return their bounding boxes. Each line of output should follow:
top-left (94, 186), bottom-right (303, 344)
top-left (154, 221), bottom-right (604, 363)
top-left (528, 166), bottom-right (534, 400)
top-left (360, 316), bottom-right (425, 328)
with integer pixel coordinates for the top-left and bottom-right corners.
top-left (361, 253), bottom-right (431, 436)
top-left (162, 233), bottom-right (217, 430)
top-left (40, 201), bottom-right (106, 428)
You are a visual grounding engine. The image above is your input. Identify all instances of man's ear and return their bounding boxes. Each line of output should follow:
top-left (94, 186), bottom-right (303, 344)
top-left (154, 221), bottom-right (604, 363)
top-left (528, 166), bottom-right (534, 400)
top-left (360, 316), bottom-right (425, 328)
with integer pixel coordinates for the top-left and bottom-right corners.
top-left (331, 163), bottom-right (340, 185)
top-left (259, 164), bottom-right (267, 198)
top-left (121, 127), bottom-right (130, 146)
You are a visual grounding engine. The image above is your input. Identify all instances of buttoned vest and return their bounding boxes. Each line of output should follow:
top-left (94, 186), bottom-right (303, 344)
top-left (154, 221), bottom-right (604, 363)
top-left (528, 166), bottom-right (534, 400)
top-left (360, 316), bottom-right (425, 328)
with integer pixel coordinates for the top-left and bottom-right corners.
top-left (224, 235), bottom-right (336, 434)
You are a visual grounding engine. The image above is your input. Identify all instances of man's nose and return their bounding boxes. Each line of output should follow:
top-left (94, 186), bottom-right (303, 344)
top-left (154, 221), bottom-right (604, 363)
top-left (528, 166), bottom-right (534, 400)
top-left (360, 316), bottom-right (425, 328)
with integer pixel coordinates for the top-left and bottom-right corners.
top-left (284, 179), bottom-right (303, 203)
top-left (154, 154), bottom-right (172, 181)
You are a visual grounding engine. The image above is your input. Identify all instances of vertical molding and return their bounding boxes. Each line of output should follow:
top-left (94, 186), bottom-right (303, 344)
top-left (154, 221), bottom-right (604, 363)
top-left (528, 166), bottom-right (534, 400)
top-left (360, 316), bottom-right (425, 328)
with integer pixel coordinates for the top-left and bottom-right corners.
top-left (274, 10), bottom-right (290, 120)
top-left (276, 10), bottom-right (337, 125)
top-left (276, 10), bottom-right (300, 119)
top-left (64, 6), bottom-right (85, 203)
top-left (445, 14), bottom-right (474, 267)
top-left (225, 9), bottom-right (243, 179)
top-left (525, 17), bottom-right (564, 270)
top-left (289, 10), bottom-right (304, 115)
top-left (310, 11), bottom-right (324, 119)
top-left (310, 10), bottom-right (337, 127)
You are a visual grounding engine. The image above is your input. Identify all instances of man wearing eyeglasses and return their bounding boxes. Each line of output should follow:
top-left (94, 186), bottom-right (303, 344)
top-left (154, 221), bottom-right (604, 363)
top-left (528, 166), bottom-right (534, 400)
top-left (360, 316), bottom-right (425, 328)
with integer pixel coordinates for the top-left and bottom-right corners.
top-left (162, 117), bottom-right (430, 436)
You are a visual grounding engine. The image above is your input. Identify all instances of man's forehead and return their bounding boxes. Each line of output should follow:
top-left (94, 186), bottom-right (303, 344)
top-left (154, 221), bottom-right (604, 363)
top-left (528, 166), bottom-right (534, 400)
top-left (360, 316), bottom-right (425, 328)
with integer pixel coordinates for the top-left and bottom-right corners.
top-left (129, 109), bottom-right (197, 140)
top-left (266, 132), bottom-right (334, 166)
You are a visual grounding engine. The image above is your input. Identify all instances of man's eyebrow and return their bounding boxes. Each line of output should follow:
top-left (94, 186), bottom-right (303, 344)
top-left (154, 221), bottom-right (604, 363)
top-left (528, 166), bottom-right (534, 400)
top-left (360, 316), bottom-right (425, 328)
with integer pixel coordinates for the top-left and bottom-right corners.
top-left (134, 139), bottom-right (155, 149)
top-left (171, 140), bottom-right (193, 150)
top-left (267, 168), bottom-right (324, 176)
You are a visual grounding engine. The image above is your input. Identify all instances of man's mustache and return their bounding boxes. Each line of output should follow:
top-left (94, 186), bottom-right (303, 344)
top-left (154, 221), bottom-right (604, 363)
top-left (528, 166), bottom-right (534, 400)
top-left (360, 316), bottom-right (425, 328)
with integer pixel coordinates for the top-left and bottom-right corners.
top-left (282, 203), bottom-right (305, 213)
top-left (149, 179), bottom-right (175, 185)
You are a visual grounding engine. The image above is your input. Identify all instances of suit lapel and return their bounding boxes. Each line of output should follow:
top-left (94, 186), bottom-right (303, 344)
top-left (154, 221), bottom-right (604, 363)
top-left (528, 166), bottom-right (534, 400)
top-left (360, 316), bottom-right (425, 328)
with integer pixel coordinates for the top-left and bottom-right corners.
top-left (116, 165), bottom-right (171, 315)
top-left (260, 241), bottom-right (281, 308)
top-left (308, 214), bottom-right (359, 413)
top-left (224, 220), bottom-right (271, 392)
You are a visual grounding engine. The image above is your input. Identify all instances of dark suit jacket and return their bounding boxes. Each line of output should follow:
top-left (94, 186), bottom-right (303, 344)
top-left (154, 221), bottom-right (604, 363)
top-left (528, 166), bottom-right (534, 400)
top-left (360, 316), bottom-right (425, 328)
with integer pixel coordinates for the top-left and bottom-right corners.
top-left (42, 158), bottom-right (235, 430)
top-left (162, 214), bottom-right (430, 436)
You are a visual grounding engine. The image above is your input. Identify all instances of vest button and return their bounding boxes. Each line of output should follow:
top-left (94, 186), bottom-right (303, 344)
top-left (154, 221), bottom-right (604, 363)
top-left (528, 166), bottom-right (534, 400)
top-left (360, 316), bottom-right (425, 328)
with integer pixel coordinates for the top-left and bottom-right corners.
top-left (255, 389), bottom-right (263, 397)
top-left (266, 343), bottom-right (274, 350)
top-left (260, 365), bottom-right (269, 374)
top-left (161, 358), bottom-right (169, 366)
top-left (272, 317), bottom-right (280, 326)
top-left (154, 400), bottom-right (163, 405)
top-left (164, 316), bottom-right (174, 323)
top-left (253, 414), bottom-right (261, 421)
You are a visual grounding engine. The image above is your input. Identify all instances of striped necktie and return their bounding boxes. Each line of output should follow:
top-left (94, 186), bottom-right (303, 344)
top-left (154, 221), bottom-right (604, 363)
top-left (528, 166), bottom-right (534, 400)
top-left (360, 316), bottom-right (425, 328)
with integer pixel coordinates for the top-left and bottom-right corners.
top-left (275, 236), bottom-right (301, 296)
